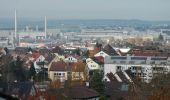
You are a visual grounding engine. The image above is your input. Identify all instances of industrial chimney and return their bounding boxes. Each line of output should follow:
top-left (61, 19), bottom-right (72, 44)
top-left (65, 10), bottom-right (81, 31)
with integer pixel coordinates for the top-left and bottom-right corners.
top-left (45, 16), bottom-right (47, 39)
top-left (14, 9), bottom-right (17, 39)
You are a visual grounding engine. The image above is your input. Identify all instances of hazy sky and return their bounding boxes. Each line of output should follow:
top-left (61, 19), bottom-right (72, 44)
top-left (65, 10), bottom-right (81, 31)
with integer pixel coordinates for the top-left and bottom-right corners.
top-left (0, 0), bottom-right (170, 20)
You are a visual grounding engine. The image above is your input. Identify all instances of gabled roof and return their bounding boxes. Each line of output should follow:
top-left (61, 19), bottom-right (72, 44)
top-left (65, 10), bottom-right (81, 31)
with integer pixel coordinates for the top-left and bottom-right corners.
top-left (94, 51), bottom-right (109, 58)
top-left (39, 48), bottom-right (51, 56)
top-left (105, 71), bottom-right (131, 97)
top-left (86, 60), bottom-right (100, 70)
top-left (52, 46), bottom-right (64, 55)
top-left (86, 58), bottom-right (93, 63)
top-left (45, 53), bottom-right (55, 64)
top-left (94, 56), bottom-right (104, 65)
top-left (119, 48), bottom-right (131, 53)
top-left (32, 52), bottom-right (40, 60)
top-left (49, 61), bottom-right (73, 71)
top-left (102, 44), bottom-right (118, 56)
top-left (14, 47), bottom-right (29, 55)
top-left (106, 71), bottom-right (132, 83)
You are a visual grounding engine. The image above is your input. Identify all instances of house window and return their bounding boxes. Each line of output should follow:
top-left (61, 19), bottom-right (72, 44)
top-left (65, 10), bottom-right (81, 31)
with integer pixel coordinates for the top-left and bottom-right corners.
top-left (91, 65), bottom-right (96, 67)
top-left (117, 66), bottom-right (121, 70)
top-left (129, 61), bottom-right (134, 64)
top-left (120, 61), bottom-right (126, 64)
top-left (58, 73), bottom-right (61, 76)
top-left (113, 61), bottom-right (116, 63)
top-left (100, 53), bottom-right (103, 55)
top-left (68, 72), bottom-right (71, 75)
top-left (54, 73), bottom-right (57, 76)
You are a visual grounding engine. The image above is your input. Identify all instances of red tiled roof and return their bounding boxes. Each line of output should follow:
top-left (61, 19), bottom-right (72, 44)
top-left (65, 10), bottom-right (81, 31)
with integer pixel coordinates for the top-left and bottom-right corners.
top-left (32, 52), bottom-right (40, 60)
top-left (94, 56), bottom-right (104, 64)
top-left (49, 61), bottom-right (74, 71)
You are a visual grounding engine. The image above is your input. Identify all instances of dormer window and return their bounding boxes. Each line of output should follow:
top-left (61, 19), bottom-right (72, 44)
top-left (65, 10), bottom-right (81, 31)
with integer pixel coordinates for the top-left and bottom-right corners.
top-left (100, 53), bottom-right (103, 55)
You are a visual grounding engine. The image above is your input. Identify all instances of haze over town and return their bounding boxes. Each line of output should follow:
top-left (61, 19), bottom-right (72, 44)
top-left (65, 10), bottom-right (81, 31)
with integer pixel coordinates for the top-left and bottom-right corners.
top-left (0, 0), bottom-right (170, 100)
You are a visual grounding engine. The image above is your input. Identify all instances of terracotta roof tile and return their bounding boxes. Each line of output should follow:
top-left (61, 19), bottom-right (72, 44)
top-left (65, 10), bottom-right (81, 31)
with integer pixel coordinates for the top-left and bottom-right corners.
top-left (50, 61), bottom-right (74, 71)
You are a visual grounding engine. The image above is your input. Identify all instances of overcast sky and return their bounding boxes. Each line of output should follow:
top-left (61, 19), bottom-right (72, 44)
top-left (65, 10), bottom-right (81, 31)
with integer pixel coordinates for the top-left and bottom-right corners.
top-left (0, 0), bottom-right (170, 20)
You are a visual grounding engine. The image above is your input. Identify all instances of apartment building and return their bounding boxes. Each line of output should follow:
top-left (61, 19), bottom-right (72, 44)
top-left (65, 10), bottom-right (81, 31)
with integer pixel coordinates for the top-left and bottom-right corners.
top-left (104, 56), bottom-right (170, 83)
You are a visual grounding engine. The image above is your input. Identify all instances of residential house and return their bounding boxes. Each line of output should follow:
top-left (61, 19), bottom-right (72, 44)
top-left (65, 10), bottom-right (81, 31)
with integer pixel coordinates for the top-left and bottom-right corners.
top-left (102, 44), bottom-right (119, 56)
top-left (94, 51), bottom-right (109, 58)
top-left (64, 56), bottom-right (78, 63)
top-left (49, 61), bottom-right (86, 82)
top-left (33, 51), bottom-right (55, 73)
top-left (49, 61), bottom-right (72, 82)
top-left (0, 48), bottom-right (6, 57)
top-left (105, 70), bottom-right (132, 99)
top-left (86, 59), bottom-right (100, 78)
top-left (126, 46), bottom-right (167, 56)
top-left (34, 55), bottom-right (46, 73)
top-left (117, 48), bottom-right (131, 56)
top-left (52, 46), bottom-right (64, 55)
top-left (71, 61), bottom-right (85, 81)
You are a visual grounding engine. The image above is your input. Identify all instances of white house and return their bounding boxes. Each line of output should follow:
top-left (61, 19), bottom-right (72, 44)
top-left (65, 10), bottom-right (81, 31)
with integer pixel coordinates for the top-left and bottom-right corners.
top-left (86, 58), bottom-right (93, 63)
top-left (64, 56), bottom-right (78, 63)
top-left (94, 51), bottom-right (109, 58)
top-left (86, 60), bottom-right (100, 77)
top-left (34, 55), bottom-right (47, 73)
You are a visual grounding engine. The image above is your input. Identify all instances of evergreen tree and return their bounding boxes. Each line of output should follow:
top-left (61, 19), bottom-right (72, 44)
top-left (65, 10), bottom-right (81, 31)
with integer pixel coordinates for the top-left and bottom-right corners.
top-left (158, 34), bottom-right (164, 41)
top-left (4, 47), bottom-right (9, 54)
top-left (76, 48), bottom-right (81, 56)
top-left (85, 50), bottom-right (89, 58)
top-left (13, 56), bottom-right (26, 82)
top-left (29, 62), bottom-right (36, 80)
top-left (90, 70), bottom-right (105, 95)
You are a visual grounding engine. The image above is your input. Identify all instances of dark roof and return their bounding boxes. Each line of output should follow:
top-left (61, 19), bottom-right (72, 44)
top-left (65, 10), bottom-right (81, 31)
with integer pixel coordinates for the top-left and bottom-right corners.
top-left (45, 53), bottom-right (55, 64)
top-left (50, 61), bottom-right (73, 71)
top-left (111, 56), bottom-right (127, 60)
top-left (117, 71), bottom-right (129, 83)
top-left (39, 48), bottom-right (51, 55)
top-left (52, 46), bottom-right (64, 55)
top-left (131, 57), bottom-right (147, 60)
top-left (106, 71), bottom-right (131, 83)
top-left (151, 57), bottom-right (167, 60)
top-left (102, 44), bottom-right (118, 56)
top-left (70, 86), bottom-right (99, 99)
top-left (105, 82), bottom-right (122, 96)
top-left (14, 47), bottom-right (29, 54)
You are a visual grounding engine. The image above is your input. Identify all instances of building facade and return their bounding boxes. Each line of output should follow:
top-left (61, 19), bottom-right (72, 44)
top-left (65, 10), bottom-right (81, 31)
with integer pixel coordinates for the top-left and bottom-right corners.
top-left (104, 56), bottom-right (170, 83)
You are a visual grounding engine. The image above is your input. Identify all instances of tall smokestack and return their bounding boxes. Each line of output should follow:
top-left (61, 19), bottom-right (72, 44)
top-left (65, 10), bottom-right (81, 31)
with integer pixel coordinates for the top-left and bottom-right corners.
top-left (14, 9), bottom-right (17, 39)
top-left (45, 16), bottom-right (47, 39)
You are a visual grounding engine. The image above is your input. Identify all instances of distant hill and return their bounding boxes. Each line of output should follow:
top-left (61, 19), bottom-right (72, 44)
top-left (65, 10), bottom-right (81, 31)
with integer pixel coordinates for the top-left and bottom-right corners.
top-left (1, 18), bottom-right (170, 29)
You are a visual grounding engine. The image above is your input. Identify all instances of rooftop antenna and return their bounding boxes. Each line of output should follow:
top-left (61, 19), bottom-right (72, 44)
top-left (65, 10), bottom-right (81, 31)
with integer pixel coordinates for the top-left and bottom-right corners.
top-left (45, 16), bottom-right (47, 39)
